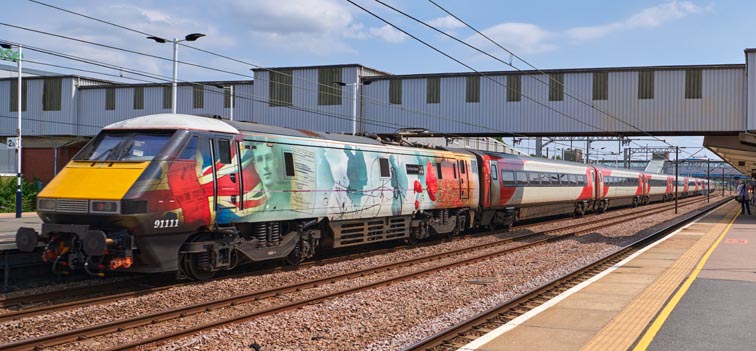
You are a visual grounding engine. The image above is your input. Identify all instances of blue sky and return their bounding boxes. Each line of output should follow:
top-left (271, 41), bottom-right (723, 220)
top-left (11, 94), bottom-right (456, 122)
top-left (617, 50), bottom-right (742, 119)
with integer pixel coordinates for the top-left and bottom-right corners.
top-left (2, 0), bottom-right (754, 160)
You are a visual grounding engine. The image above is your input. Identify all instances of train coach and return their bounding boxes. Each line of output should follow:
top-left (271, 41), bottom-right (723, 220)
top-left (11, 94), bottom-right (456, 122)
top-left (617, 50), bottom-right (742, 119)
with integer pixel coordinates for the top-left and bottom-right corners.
top-left (16, 114), bottom-right (707, 280)
top-left (17, 114), bottom-right (480, 280)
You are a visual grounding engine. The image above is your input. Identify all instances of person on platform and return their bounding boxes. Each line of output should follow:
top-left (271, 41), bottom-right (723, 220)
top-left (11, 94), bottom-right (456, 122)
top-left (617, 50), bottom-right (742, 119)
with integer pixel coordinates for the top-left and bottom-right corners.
top-left (736, 180), bottom-right (751, 215)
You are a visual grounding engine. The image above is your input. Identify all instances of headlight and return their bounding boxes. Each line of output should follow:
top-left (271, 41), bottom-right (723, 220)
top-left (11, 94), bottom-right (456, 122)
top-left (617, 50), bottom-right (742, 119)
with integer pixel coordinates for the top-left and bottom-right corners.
top-left (90, 200), bottom-right (120, 214)
top-left (38, 198), bottom-right (56, 211)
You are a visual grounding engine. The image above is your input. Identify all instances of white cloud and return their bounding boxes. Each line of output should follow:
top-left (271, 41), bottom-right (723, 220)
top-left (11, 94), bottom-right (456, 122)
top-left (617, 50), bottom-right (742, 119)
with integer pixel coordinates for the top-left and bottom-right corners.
top-left (369, 25), bottom-right (407, 43)
top-left (567, 1), bottom-right (706, 41)
top-left (224, 0), bottom-right (407, 55)
top-left (427, 15), bottom-right (465, 31)
top-left (469, 22), bottom-right (557, 55)
top-left (469, 1), bottom-right (707, 56)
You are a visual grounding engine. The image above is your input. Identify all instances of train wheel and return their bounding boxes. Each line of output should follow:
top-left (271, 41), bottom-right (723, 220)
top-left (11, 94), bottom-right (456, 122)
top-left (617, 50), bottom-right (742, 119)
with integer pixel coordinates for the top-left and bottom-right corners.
top-left (180, 252), bottom-right (216, 281)
top-left (574, 203), bottom-right (585, 217)
top-left (285, 237), bottom-right (312, 266)
top-left (407, 226), bottom-right (420, 245)
top-left (447, 221), bottom-right (460, 239)
top-left (632, 197), bottom-right (639, 208)
top-left (596, 201), bottom-right (607, 214)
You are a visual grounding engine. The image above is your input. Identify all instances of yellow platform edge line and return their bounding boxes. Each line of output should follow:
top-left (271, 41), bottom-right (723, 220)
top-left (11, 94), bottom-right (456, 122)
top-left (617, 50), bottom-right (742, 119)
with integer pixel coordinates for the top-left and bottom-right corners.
top-left (631, 208), bottom-right (740, 351)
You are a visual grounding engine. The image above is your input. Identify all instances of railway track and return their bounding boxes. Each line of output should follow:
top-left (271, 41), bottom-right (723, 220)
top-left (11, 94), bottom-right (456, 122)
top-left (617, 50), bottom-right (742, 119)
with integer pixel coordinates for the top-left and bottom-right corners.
top-left (0, 196), bottom-right (717, 351)
top-left (403, 197), bottom-right (731, 351)
top-left (0, 196), bottom-right (707, 323)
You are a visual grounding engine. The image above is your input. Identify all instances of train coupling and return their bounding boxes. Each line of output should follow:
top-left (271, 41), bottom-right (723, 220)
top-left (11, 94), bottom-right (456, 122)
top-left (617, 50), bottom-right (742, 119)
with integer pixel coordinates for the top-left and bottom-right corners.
top-left (17, 224), bottom-right (135, 274)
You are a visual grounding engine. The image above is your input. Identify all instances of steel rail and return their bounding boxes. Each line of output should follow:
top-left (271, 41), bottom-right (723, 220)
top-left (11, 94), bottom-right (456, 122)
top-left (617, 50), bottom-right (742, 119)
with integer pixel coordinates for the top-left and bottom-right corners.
top-left (0, 196), bottom-right (708, 323)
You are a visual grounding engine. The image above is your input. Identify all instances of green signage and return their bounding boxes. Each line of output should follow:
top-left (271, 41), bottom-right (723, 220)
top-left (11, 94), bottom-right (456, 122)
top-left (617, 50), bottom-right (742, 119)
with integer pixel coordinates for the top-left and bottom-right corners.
top-left (1, 49), bottom-right (22, 62)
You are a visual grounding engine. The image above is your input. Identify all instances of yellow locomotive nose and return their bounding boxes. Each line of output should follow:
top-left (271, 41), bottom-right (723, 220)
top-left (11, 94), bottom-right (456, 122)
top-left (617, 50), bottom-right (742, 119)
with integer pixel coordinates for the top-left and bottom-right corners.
top-left (38, 161), bottom-right (150, 200)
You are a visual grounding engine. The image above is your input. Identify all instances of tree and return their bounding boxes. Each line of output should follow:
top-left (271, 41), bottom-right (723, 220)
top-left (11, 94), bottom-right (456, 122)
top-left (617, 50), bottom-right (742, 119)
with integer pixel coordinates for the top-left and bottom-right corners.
top-left (0, 177), bottom-right (39, 212)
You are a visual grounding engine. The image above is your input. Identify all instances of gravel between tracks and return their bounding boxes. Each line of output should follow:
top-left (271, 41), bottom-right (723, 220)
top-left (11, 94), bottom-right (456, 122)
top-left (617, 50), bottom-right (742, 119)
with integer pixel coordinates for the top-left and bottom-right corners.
top-left (0, 195), bottom-right (727, 350)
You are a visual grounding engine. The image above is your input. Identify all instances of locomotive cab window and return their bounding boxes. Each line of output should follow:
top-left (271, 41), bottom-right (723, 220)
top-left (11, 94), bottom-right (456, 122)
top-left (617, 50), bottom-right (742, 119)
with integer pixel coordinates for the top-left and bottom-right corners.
top-left (217, 139), bottom-right (232, 164)
top-left (178, 136), bottom-right (198, 160)
top-left (75, 130), bottom-right (174, 162)
top-left (284, 152), bottom-right (295, 177)
top-left (379, 158), bottom-right (390, 178)
top-left (490, 164), bottom-right (497, 180)
top-left (470, 160), bottom-right (477, 173)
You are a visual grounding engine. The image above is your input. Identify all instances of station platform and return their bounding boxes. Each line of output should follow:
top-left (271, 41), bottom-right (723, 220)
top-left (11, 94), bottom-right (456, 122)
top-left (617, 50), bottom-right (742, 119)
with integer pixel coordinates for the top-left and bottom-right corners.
top-left (0, 212), bottom-right (40, 251)
top-left (462, 200), bottom-right (754, 351)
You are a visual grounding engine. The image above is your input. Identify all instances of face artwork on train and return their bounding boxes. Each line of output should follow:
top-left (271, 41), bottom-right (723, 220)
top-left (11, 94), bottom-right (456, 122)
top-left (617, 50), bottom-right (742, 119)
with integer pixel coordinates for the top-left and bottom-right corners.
top-left (128, 134), bottom-right (481, 233)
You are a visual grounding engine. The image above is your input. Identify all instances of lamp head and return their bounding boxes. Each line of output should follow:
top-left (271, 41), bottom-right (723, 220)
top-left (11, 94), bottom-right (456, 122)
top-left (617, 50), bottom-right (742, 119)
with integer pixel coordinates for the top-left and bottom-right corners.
top-left (184, 33), bottom-right (206, 41)
top-left (146, 36), bottom-right (167, 43)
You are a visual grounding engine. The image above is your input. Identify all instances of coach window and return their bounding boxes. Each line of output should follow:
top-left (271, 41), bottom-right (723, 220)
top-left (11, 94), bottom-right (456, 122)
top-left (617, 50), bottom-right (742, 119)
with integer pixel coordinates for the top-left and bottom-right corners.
top-left (550, 173), bottom-right (560, 185)
top-left (568, 174), bottom-right (578, 186)
top-left (539, 172), bottom-right (551, 185)
top-left (284, 152), bottom-right (295, 177)
top-left (459, 160), bottom-right (466, 174)
top-left (491, 164), bottom-right (498, 180)
top-left (515, 171), bottom-right (528, 186)
top-left (452, 163), bottom-right (457, 178)
top-left (470, 160), bottom-right (478, 173)
top-left (578, 175), bottom-right (587, 185)
top-left (501, 171), bottom-right (515, 186)
top-left (437, 163), bottom-right (444, 180)
top-left (527, 172), bottom-right (540, 186)
top-left (379, 158), bottom-right (390, 178)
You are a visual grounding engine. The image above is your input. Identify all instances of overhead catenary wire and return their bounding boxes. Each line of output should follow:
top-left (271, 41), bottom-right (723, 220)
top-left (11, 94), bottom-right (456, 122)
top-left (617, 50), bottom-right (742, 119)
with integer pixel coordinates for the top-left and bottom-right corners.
top-left (423, 0), bottom-right (673, 148)
top-left (345, 0), bottom-right (628, 138)
top-left (0, 27), bottom-right (552, 153)
top-left (23, 0), bottom-right (671, 161)
top-left (8, 3), bottom-right (665, 158)
top-left (21, 0), bottom-right (556, 144)
top-left (19, 0), bottom-right (711, 164)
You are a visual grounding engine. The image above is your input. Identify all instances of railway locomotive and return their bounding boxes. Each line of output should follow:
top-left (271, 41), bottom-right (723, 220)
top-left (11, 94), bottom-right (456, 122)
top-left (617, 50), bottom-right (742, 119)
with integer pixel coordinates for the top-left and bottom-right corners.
top-left (16, 114), bottom-right (710, 280)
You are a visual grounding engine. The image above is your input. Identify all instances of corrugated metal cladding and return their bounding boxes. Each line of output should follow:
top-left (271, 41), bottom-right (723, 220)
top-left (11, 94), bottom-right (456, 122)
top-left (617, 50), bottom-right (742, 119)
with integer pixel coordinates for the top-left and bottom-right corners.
top-left (78, 83), bottom-right (254, 136)
top-left (252, 65), bottom-right (365, 133)
top-left (747, 50), bottom-right (756, 130)
top-left (360, 67), bottom-right (746, 135)
top-left (0, 77), bottom-right (77, 136)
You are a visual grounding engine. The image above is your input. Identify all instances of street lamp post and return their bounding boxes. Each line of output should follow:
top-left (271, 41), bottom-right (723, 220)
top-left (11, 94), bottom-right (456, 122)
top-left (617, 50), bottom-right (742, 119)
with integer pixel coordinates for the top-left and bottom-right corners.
top-left (2, 43), bottom-right (22, 218)
top-left (147, 33), bottom-right (205, 114)
top-left (333, 80), bottom-right (371, 135)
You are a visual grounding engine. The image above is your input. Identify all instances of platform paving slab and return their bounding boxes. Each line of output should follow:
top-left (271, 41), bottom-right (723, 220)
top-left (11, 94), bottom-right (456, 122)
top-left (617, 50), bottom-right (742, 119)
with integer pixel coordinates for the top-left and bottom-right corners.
top-left (470, 202), bottom-right (739, 351)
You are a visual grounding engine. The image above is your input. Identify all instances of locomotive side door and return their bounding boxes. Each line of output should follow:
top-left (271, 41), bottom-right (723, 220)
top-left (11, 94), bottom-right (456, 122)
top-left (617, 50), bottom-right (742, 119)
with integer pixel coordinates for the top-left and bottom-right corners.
top-left (594, 169), bottom-right (604, 200)
top-left (458, 159), bottom-right (470, 199)
top-left (489, 161), bottom-right (500, 206)
top-left (210, 135), bottom-right (242, 216)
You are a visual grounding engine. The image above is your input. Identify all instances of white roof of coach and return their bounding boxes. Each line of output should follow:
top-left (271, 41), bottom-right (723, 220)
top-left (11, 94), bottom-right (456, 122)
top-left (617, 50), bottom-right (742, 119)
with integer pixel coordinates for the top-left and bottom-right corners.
top-left (104, 114), bottom-right (239, 134)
